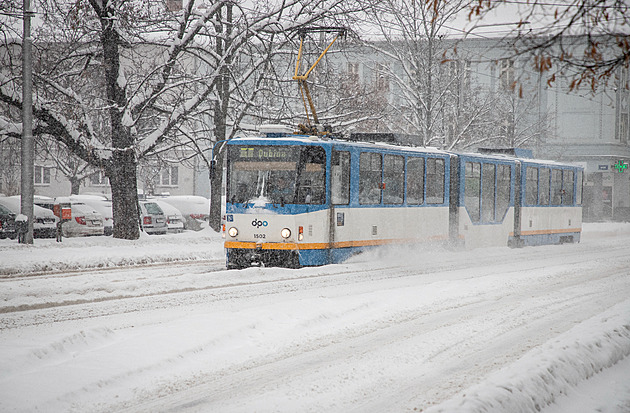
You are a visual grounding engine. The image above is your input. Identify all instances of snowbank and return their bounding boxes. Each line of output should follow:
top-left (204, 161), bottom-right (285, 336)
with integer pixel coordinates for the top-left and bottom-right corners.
top-left (425, 301), bottom-right (630, 413)
top-left (1, 222), bottom-right (627, 277)
top-left (0, 227), bottom-right (224, 276)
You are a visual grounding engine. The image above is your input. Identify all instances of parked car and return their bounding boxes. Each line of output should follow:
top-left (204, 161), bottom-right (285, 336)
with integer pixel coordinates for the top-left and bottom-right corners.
top-left (153, 200), bottom-right (185, 234)
top-left (0, 196), bottom-right (58, 238)
top-left (69, 195), bottom-right (113, 236)
top-left (33, 195), bottom-right (55, 211)
top-left (159, 196), bottom-right (209, 231)
top-left (59, 202), bottom-right (105, 237)
top-left (139, 201), bottom-right (167, 235)
top-left (0, 203), bottom-right (17, 239)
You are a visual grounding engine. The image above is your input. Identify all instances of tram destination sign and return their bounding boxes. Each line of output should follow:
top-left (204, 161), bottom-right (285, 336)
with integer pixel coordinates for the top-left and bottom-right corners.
top-left (238, 146), bottom-right (293, 160)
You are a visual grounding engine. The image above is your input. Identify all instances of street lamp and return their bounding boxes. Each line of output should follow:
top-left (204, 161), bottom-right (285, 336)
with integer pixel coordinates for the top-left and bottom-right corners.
top-left (20, 0), bottom-right (34, 244)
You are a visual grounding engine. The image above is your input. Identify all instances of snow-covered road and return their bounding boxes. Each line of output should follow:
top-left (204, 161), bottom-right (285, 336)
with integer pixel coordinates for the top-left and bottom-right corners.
top-left (0, 224), bottom-right (629, 412)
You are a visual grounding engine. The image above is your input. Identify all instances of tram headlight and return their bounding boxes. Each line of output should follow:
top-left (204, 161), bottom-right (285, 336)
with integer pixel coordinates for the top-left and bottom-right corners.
top-left (228, 227), bottom-right (239, 237)
top-left (280, 228), bottom-right (291, 239)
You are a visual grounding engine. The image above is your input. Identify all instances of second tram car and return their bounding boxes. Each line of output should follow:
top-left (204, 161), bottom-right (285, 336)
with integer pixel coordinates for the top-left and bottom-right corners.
top-left (222, 130), bottom-right (583, 269)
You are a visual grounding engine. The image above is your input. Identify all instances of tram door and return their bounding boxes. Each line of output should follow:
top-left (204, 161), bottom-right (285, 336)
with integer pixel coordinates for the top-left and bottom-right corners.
top-left (329, 150), bottom-right (352, 262)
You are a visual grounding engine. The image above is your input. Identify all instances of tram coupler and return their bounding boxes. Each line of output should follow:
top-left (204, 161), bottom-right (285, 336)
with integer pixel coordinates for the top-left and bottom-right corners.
top-left (250, 252), bottom-right (263, 267)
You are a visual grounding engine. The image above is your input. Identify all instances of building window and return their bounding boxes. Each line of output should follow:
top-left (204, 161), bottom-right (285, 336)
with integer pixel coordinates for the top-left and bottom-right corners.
top-left (90, 170), bottom-right (108, 186)
top-left (34, 166), bottom-right (51, 185)
top-left (166, 0), bottom-right (180, 12)
top-left (499, 59), bottom-right (514, 90)
top-left (347, 62), bottom-right (359, 82)
top-left (160, 166), bottom-right (179, 186)
top-left (620, 113), bottom-right (629, 144)
top-left (462, 60), bottom-right (471, 90)
top-left (375, 63), bottom-right (390, 91)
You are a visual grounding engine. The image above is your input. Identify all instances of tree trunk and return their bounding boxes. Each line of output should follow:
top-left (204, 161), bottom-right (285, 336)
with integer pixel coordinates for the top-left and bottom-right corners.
top-left (209, 4), bottom-right (233, 232)
top-left (209, 148), bottom-right (225, 232)
top-left (101, 3), bottom-right (140, 240)
top-left (68, 176), bottom-right (80, 195)
top-left (109, 155), bottom-right (140, 239)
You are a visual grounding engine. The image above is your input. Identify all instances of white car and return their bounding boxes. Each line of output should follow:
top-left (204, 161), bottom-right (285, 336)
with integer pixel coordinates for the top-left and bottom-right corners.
top-left (0, 196), bottom-right (58, 238)
top-left (153, 200), bottom-right (185, 233)
top-left (139, 201), bottom-right (167, 235)
top-left (33, 195), bottom-right (55, 210)
top-left (60, 202), bottom-right (105, 237)
top-left (69, 195), bottom-right (113, 236)
top-left (159, 196), bottom-right (209, 231)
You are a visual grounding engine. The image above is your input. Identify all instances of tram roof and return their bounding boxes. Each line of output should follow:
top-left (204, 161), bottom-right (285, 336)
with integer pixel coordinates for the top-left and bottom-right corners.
top-left (454, 150), bottom-right (583, 169)
top-left (228, 134), bottom-right (582, 169)
top-left (228, 134), bottom-right (451, 155)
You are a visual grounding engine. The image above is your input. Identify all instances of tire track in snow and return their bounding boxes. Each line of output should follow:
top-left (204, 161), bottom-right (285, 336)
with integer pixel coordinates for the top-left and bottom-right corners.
top-left (1, 241), bottom-right (625, 325)
top-left (115, 260), bottom-right (630, 413)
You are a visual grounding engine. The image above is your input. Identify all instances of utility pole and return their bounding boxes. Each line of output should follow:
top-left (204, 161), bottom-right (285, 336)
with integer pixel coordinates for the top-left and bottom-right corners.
top-left (20, 0), bottom-right (34, 244)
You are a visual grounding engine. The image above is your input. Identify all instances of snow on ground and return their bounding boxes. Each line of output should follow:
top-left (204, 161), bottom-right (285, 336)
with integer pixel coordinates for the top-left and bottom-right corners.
top-left (425, 301), bottom-right (630, 413)
top-left (0, 227), bottom-right (225, 276)
top-left (0, 223), bottom-right (629, 412)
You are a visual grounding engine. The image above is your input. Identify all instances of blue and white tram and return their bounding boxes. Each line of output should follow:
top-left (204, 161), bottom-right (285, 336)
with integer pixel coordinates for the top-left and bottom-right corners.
top-left (222, 131), bottom-right (583, 269)
top-left (511, 158), bottom-right (583, 246)
top-left (452, 152), bottom-right (518, 248)
top-left (223, 132), bottom-right (452, 268)
top-left (452, 150), bottom-right (583, 248)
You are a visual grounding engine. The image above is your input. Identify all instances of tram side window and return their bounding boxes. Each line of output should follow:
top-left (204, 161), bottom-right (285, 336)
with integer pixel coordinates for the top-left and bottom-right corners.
top-left (562, 170), bottom-right (574, 205)
top-left (331, 151), bottom-right (350, 205)
top-left (496, 165), bottom-right (511, 220)
top-left (539, 168), bottom-right (550, 205)
top-left (360, 152), bottom-right (382, 204)
top-left (551, 169), bottom-right (562, 205)
top-left (383, 155), bottom-right (404, 204)
top-left (526, 167), bottom-right (538, 205)
top-left (465, 162), bottom-right (481, 222)
top-left (296, 146), bottom-right (326, 204)
top-left (406, 157), bottom-right (425, 205)
top-left (576, 171), bottom-right (583, 205)
top-left (426, 158), bottom-right (445, 204)
top-left (481, 163), bottom-right (496, 222)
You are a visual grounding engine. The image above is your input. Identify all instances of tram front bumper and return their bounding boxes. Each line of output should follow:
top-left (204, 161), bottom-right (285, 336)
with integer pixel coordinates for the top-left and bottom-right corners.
top-left (225, 241), bottom-right (301, 269)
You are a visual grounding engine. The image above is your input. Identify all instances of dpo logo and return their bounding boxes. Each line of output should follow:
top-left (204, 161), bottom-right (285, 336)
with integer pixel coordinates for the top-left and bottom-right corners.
top-left (251, 219), bottom-right (268, 228)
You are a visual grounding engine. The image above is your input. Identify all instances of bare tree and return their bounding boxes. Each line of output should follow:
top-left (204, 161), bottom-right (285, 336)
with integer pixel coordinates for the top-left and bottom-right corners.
top-left (0, 0), bottom-right (363, 238)
top-left (358, 0), bottom-right (490, 147)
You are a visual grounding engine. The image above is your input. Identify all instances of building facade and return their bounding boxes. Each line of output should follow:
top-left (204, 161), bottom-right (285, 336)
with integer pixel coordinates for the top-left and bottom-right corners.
top-left (466, 37), bottom-right (630, 222)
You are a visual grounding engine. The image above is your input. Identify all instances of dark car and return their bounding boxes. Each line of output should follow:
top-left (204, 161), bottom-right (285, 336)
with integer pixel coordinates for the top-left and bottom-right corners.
top-left (0, 197), bottom-right (58, 238)
top-left (0, 203), bottom-right (17, 239)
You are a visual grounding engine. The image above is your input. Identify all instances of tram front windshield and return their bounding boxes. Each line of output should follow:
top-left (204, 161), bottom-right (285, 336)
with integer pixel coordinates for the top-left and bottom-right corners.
top-left (228, 145), bottom-right (326, 205)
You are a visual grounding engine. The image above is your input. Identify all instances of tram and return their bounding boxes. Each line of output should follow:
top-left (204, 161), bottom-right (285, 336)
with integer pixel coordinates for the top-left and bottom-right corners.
top-left (221, 129), bottom-right (583, 269)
